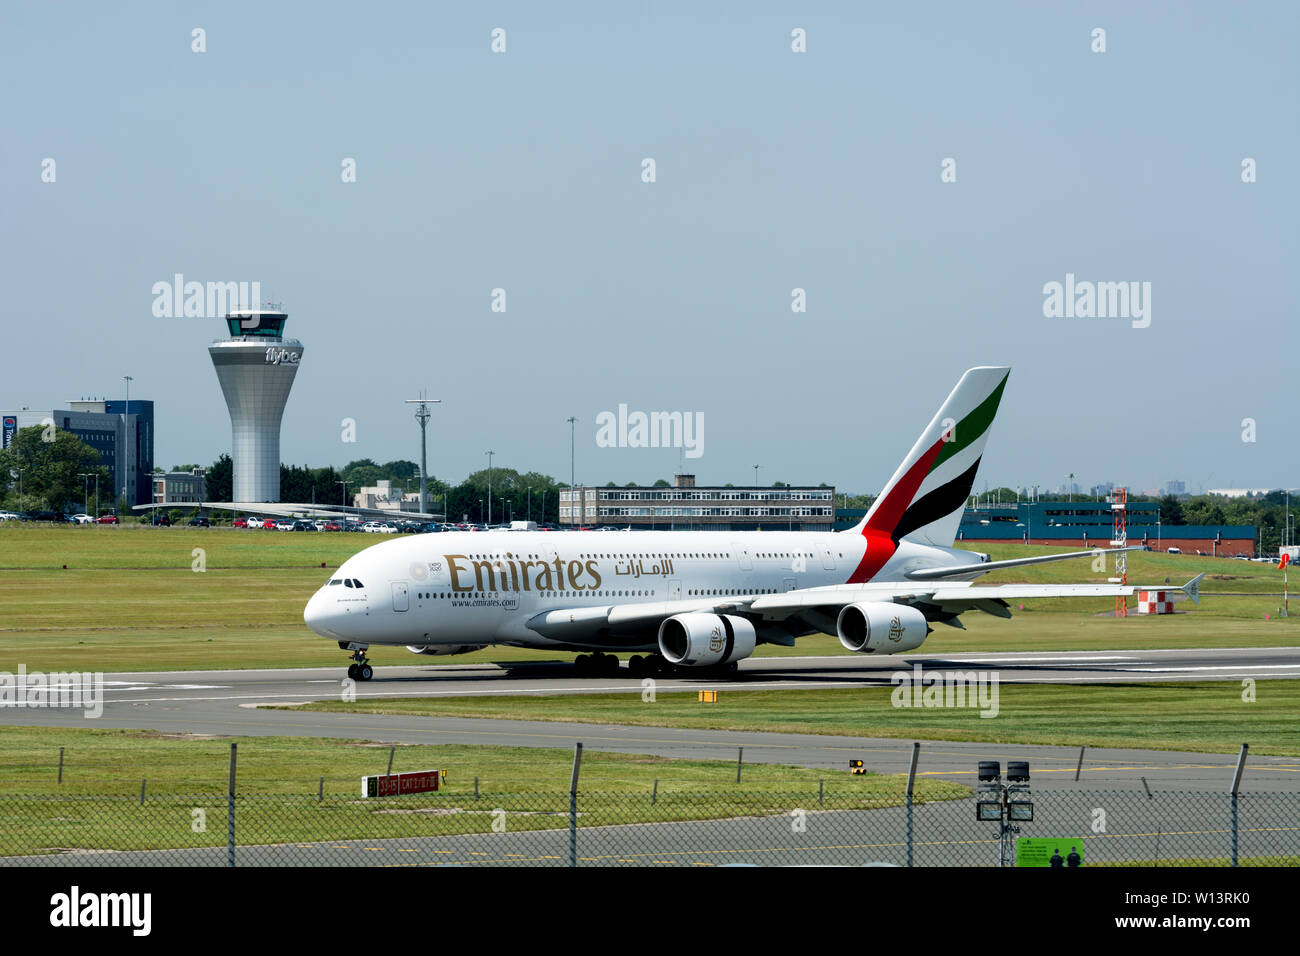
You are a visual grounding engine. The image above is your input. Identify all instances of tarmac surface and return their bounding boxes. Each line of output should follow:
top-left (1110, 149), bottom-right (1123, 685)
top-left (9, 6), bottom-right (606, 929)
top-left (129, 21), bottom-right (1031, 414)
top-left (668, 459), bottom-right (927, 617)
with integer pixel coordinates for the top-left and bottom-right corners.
top-left (2, 647), bottom-right (1297, 793)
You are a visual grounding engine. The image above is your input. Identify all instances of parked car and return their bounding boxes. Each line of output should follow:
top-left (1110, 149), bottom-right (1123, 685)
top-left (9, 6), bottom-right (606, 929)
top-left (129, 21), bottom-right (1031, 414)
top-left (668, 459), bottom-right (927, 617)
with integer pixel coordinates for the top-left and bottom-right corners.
top-left (291, 520), bottom-right (315, 531)
top-left (150, 513), bottom-right (172, 526)
top-left (188, 516), bottom-right (210, 527)
top-left (70, 513), bottom-right (94, 524)
top-left (262, 519), bottom-right (277, 530)
top-left (1167, 547), bottom-right (1181, 554)
top-left (96, 514), bottom-right (119, 524)
top-left (233, 517), bottom-right (248, 528)
top-left (275, 519), bottom-right (296, 531)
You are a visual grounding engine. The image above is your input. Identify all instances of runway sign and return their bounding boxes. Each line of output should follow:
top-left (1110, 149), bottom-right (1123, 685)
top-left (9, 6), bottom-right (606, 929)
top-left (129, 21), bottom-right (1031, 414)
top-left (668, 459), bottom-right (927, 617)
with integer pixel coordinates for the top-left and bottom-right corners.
top-left (362, 769), bottom-right (444, 798)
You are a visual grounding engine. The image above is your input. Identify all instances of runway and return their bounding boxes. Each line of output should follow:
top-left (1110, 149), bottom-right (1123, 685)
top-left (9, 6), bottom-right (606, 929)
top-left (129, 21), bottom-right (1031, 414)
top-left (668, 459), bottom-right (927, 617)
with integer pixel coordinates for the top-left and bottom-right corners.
top-left (2, 647), bottom-right (1298, 793)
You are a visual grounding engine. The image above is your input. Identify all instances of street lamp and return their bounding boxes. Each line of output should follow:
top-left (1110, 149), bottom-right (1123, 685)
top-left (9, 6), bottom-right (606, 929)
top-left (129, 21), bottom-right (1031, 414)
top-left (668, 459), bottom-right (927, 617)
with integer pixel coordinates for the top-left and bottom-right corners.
top-left (485, 450), bottom-right (494, 525)
top-left (122, 375), bottom-right (133, 509)
top-left (753, 464), bottom-right (759, 488)
top-left (567, 416), bottom-right (577, 527)
top-left (79, 472), bottom-right (95, 516)
top-left (335, 480), bottom-right (349, 506)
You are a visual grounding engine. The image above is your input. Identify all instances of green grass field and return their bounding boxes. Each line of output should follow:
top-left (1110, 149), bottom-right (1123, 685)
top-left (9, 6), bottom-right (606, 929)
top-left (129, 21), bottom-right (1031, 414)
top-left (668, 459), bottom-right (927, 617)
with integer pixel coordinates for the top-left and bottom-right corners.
top-left (0, 524), bottom-right (1295, 672)
top-left (0, 724), bottom-right (968, 797)
top-left (0, 725), bottom-right (967, 855)
top-left (289, 681), bottom-right (1300, 757)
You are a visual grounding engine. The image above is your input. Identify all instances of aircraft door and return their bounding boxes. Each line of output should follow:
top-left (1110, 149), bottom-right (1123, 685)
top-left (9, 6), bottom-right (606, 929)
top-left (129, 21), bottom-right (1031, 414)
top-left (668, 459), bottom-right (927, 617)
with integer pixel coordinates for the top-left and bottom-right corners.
top-left (732, 542), bottom-right (753, 571)
top-left (820, 545), bottom-right (836, 570)
top-left (782, 577), bottom-right (796, 592)
top-left (668, 580), bottom-right (681, 601)
top-left (391, 581), bottom-right (409, 612)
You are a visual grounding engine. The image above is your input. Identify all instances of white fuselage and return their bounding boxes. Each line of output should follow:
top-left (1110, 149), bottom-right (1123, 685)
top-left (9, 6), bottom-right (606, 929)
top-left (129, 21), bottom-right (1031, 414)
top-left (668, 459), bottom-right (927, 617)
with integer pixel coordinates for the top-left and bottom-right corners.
top-left (303, 529), bottom-right (979, 651)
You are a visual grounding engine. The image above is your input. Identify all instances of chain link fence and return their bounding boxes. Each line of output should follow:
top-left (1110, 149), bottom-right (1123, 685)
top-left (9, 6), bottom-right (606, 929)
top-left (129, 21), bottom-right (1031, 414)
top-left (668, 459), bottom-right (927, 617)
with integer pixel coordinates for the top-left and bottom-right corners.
top-left (1, 789), bottom-right (1295, 866)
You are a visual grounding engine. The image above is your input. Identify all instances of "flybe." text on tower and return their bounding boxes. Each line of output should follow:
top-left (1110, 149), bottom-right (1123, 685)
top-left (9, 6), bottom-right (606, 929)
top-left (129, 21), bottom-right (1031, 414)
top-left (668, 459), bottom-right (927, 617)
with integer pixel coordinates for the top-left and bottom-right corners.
top-left (209, 305), bottom-right (302, 503)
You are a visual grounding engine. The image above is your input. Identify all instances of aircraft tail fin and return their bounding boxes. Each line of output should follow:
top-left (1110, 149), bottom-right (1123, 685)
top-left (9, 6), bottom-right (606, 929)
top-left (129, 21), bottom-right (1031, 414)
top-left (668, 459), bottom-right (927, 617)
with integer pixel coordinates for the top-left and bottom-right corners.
top-left (852, 366), bottom-right (1010, 548)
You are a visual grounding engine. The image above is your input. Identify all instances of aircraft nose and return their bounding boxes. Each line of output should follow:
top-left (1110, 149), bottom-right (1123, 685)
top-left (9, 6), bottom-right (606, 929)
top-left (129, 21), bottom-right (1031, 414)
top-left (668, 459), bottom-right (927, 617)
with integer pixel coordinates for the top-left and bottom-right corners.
top-left (304, 590), bottom-right (336, 638)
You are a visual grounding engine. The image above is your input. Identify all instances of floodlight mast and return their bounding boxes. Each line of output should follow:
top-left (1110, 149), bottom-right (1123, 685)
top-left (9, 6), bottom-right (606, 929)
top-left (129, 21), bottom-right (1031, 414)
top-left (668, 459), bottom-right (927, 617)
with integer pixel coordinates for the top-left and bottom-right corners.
top-left (403, 394), bottom-right (442, 516)
top-left (976, 760), bottom-right (1033, 866)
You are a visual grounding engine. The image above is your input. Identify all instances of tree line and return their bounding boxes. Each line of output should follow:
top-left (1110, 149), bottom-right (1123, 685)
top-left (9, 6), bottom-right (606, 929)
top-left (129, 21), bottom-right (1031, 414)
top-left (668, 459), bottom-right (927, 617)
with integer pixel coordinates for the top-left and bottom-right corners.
top-left (1, 426), bottom-right (1293, 550)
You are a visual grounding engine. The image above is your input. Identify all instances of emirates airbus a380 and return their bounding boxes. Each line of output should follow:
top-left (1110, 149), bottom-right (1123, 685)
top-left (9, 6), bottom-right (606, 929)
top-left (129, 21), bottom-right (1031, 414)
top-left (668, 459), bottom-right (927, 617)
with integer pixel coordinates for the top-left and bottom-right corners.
top-left (304, 367), bottom-right (1202, 681)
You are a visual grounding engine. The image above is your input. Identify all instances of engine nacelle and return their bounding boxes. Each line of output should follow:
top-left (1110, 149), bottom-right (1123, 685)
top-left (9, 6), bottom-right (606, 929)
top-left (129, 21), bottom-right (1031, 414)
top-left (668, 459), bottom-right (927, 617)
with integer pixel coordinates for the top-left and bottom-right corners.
top-left (405, 644), bottom-right (487, 656)
top-left (836, 603), bottom-right (929, 654)
top-left (657, 613), bottom-right (756, 668)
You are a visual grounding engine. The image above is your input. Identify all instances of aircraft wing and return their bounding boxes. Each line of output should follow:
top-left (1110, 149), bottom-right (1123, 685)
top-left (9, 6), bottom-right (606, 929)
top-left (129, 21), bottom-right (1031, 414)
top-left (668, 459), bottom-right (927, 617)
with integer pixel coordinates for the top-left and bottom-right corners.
top-left (524, 574), bottom-right (1203, 642)
top-left (904, 546), bottom-right (1142, 581)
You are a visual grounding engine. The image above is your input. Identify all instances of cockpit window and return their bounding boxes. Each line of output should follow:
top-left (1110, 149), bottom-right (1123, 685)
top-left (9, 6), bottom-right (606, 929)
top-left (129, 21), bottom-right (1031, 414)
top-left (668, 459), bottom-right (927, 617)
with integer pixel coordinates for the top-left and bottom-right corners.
top-left (352, 580), bottom-right (363, 589)
top-left (329, 579), bottom-right (342, 586)
top-left (344, 579), bottom-right (354, 588)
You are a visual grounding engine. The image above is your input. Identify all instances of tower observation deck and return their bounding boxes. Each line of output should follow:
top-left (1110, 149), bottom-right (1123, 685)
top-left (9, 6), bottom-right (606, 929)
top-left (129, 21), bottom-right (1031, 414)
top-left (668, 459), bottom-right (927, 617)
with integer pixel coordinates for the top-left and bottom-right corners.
top-left (209, 305), bottom-right (302, 503)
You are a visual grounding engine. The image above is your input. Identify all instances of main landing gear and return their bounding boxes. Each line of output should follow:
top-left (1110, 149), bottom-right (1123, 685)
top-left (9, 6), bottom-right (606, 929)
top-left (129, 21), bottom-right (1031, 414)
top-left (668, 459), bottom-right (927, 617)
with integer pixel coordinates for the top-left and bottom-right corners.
top-left (340, 642), bottom-right (373, 681)
top-left (573, 652), bottom-right (622, 677)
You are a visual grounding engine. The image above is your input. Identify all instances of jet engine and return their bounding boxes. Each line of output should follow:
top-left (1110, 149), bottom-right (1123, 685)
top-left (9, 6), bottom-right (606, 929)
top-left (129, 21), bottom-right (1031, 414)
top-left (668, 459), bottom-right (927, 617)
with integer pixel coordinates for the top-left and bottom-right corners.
top-left (405, 644), bottom-right (487, 656)
top-left (836, 603), bottom-right (929, 654)
top-left (657, 613), bottom-right (756, 668)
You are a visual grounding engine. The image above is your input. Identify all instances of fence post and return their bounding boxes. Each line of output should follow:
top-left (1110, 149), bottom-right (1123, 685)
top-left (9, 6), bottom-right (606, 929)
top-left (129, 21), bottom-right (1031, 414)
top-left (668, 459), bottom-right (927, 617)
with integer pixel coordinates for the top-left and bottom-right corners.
top-left (1075, 746), bottom-right (1086, 782)
top-left (58, 747), bottom-right (64, 785)
top-left (474, 776), bottom-right (479, 800)
top-left (651, 778), bottom-right (658, 805)
top-left (1141, 776), bottom-right (1158, 863)
top-left (569, 743), bottom-right (582, 868)
top-left (905, 742), bottom-right (920, 868)
top-left (140, 779), bottom-right (146, 806)
top-left (1230, 743), bottom-right (1248, 867)
top-left (736, 747), bottom-right (743, 784)
top-left (227, 742), bottom-right (237, 868)
top-left (318, 776), bottom-right (323, 803)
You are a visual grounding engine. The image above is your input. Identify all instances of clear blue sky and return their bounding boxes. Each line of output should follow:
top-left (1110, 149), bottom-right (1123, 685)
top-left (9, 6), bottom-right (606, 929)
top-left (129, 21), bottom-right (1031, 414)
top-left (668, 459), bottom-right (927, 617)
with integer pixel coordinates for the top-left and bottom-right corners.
top-left (3, 1), bottom-right (1296, 495)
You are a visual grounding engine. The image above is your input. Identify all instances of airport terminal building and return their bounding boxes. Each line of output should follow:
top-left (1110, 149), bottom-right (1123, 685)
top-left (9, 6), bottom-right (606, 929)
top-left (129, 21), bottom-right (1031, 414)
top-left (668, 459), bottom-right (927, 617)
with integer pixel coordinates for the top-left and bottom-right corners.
top-left (835, 501), bottom-right (1256, 556)
top-left (2, 399), bottom-right (154, 509)
top-left (560, 474), bottom-right (836, 531)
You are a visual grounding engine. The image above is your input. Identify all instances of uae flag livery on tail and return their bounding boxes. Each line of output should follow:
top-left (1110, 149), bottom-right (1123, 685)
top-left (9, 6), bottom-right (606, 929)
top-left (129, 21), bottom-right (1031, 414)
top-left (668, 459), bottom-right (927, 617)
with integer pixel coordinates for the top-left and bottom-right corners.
top-left (847, 367), bottom-right (1010, 583)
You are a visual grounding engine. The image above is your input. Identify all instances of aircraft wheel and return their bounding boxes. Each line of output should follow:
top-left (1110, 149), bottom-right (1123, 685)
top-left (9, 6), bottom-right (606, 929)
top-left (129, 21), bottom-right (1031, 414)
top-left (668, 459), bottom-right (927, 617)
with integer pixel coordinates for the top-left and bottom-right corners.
top-left (357, 664), bottom-right (373, 681)
top-left (574, 654), bottom-right (590, 675)
top-left (347, 664), bottom-right (358, 680)
top-left (627, 655), bottom-right (644, 677)
top-left (604, 655), bottom-right (621, 676)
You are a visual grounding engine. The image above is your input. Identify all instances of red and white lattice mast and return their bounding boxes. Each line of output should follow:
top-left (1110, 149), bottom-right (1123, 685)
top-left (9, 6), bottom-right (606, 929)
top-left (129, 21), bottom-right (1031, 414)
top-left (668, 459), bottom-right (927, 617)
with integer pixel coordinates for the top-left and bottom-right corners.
top-left (1109, 488), bottom-right (1128, 617)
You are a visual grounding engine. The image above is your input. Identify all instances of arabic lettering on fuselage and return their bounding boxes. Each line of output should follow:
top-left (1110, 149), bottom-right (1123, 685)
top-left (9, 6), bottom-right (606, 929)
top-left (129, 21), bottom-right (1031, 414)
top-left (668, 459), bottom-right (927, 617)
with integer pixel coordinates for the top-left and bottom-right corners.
top-left (613, 558), bottom-right (674, 579)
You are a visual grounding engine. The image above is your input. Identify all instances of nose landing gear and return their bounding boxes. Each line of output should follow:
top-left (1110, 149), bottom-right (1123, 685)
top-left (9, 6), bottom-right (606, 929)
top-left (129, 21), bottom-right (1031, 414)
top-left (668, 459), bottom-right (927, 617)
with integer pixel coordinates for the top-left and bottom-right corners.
top-left (340, 642), bottom-right (373, 681)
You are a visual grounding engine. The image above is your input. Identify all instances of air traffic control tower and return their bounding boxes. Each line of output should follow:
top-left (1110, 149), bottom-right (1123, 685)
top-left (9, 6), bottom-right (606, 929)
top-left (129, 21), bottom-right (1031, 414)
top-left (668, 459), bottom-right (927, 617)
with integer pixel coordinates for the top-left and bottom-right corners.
top-left (209, 305), bottom-right (302, 502)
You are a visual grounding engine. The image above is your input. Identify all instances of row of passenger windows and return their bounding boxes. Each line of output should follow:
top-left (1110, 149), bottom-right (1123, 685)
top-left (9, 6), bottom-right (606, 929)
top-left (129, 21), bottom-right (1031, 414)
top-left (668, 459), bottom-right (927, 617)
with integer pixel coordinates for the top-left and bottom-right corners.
top-left (414, 590), bottom-right (657, 600)
top-left (328, 578), bottom-right (365, 588)
top-left (408, 588), bottom-right (782, 600)
top-left (465, 553), bottom-right (731, 561)
top-left (459, 551), bottom-right (829, 561)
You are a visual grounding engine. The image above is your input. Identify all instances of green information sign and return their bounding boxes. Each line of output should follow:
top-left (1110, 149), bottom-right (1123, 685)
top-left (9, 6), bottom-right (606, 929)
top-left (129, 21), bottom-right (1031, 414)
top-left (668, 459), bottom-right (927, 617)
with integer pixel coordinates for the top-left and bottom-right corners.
top-left (1016, 838), bottom-right (1086, 867)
